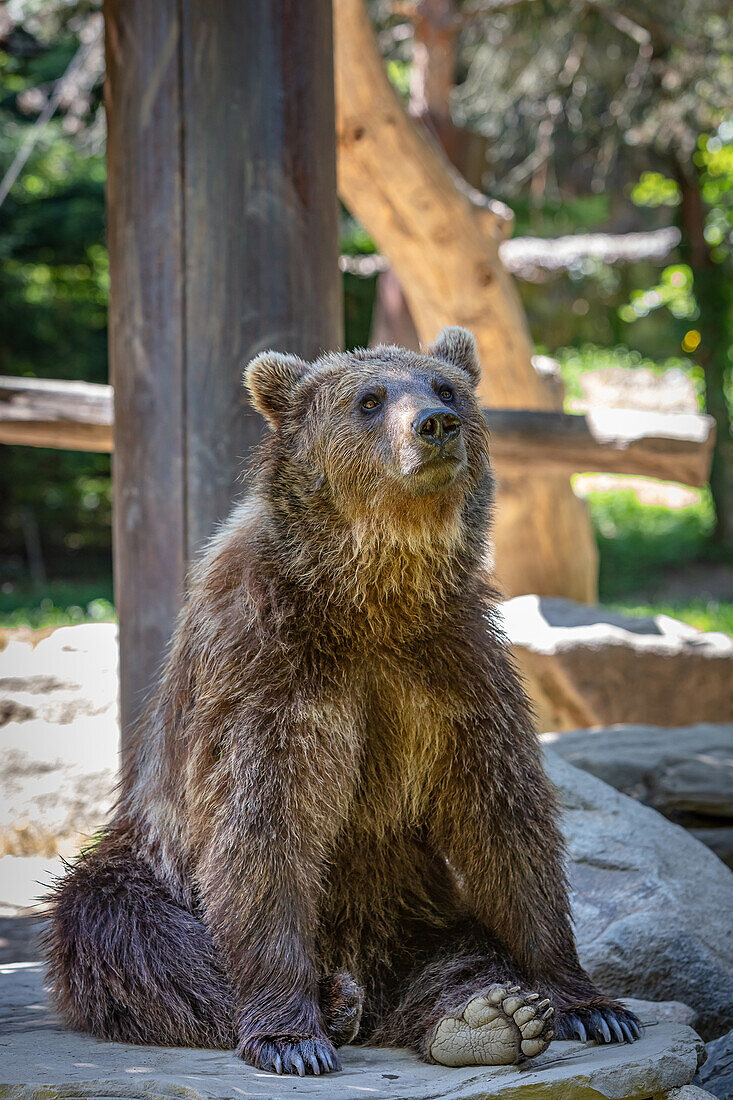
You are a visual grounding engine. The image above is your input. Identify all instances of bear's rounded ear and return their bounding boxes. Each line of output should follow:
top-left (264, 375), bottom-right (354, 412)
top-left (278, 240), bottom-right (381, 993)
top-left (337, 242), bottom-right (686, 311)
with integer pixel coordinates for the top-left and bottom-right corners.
top-left (243, 351), bottom-right (310, 426)
top-left (428, 326), bottom-right (481, 386)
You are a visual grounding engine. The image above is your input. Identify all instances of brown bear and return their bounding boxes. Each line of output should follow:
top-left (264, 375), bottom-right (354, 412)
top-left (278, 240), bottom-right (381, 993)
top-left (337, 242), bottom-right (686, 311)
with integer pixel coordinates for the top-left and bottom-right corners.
top-left (44, 328), bottom-right (639, 1076)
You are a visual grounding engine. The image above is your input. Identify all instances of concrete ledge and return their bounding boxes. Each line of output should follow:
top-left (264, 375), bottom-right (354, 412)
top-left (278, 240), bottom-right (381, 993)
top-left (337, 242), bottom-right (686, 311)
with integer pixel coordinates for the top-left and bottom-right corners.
top-left (1, 964), bottom-right (704, 1100)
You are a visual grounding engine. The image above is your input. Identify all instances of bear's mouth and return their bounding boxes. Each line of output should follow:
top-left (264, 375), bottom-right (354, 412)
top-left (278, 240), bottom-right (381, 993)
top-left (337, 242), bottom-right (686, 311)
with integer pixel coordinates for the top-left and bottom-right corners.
top-left (404, 451), bottom-right (465, 494)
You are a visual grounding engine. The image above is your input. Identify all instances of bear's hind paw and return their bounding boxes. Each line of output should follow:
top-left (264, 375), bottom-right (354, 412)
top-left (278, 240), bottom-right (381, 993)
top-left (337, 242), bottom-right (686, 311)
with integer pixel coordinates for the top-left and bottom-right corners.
top-left (555, 1004), bottom-right (641, 1045)
top-left (428, 982), bottom-right (554, 1068)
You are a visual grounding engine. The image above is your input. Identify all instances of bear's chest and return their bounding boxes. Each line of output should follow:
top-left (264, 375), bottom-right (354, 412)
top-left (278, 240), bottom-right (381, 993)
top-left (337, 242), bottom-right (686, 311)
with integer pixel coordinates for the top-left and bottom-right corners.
top-left (353, 671), bottom-right (453, 828)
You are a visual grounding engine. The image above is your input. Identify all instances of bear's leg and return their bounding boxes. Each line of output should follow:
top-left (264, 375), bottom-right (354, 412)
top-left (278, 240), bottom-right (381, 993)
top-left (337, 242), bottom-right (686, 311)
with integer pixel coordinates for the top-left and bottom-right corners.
top-left (368, 924), bottom-right (555, 1066)
top-left (45, 842), bottom-right (362, 1052)
top-left (44, 842), bottom-right (239, 1048)
top-left (430, 646), bottom-right (641, 1052)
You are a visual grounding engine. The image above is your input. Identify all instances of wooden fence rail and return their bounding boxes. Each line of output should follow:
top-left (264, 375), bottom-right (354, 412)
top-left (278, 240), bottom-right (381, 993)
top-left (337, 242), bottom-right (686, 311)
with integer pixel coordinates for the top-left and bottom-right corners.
top-left (0, 375), bottom-right (715, 488)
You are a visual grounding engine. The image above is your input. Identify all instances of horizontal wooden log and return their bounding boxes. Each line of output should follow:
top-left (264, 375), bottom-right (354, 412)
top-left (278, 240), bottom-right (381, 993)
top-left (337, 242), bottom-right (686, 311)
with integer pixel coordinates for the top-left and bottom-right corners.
top-left (485, 408), bottom-right (715, 489)
top-left (0, 375), bottom-right (715, 488)
top-left (0, 376), bottom-right (113, 452)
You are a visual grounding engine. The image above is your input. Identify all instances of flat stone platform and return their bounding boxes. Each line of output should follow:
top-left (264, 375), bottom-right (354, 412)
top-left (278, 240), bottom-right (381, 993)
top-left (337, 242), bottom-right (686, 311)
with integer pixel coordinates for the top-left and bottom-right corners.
top-left (0, 964), bottom-right (704, 1100)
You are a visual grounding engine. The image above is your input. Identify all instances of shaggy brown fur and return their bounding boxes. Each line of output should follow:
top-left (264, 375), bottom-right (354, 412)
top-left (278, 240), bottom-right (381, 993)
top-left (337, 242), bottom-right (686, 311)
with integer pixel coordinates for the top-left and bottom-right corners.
top-left (44, 328), bottom-right (639, 1075)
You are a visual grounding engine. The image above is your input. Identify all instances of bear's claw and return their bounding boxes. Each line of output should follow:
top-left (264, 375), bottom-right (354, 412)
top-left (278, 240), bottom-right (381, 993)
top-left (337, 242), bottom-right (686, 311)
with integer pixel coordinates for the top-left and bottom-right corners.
top-left (428, 981), bottom-right (555, 1067)
top-left (243, 1036), bottom-right (340, 1076)
top-left (555, 1005), bottom-right (641, 1045)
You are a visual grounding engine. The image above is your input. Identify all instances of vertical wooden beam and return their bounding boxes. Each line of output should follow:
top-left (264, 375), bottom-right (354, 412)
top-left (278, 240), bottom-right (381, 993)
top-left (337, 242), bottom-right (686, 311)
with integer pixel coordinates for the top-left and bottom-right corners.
top-left (105, 1), bottom-right (187, 750)
top-left (180, 1), bottom-right (342, 554)
top-left (105, 1), bottom-right (341, 750)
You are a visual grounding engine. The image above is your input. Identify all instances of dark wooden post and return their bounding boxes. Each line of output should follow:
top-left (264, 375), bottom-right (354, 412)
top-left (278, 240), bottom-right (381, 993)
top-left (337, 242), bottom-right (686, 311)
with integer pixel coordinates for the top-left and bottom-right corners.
top-left (105, 1), bottom-right (341, 750)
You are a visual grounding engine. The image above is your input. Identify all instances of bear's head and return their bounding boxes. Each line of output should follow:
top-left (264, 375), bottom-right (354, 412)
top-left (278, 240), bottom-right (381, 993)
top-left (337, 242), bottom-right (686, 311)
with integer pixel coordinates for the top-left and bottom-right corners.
top-left (244, 328), bottom-right (492, 535)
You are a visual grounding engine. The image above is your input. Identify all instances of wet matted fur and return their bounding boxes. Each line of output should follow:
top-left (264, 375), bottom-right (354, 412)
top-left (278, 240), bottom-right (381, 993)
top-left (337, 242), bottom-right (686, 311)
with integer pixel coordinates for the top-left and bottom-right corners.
top-left (44, 328), bottom-right (639, 1075)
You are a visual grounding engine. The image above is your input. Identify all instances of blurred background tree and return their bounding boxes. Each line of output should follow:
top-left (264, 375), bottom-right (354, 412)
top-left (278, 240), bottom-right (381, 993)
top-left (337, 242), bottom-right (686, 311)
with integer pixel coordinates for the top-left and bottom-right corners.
top-left (0, 0), bottom-right (730, 629)
top-left (453, 0), bottom-right (733, 542)
top-left (0, 0), bottom-right (110, 620)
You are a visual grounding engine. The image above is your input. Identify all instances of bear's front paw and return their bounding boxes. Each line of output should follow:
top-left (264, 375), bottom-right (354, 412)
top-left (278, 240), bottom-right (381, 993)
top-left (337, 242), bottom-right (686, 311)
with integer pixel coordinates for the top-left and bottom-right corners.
top-left (428, 982), bottom-right (555, 1067)
top-left (238, 1034), bottom-right (341, 1075)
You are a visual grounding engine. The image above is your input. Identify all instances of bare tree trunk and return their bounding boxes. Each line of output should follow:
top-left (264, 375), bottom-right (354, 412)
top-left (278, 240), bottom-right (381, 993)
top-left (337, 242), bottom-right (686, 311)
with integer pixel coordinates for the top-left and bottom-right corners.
top-left (409, 1), bottom-right (456, 132)
top-left (408, 0), bottom-right (490, 184)
top-left (369, 0), bottom-right (487, 351)
top-left (370, 266), bottom-right (421, 350)
top-left (675, 159), bottom-right (733, 547)
top-left (371, 0), bottom-right (456, 353)
top-left (335, 0), bottom-right (598, 600)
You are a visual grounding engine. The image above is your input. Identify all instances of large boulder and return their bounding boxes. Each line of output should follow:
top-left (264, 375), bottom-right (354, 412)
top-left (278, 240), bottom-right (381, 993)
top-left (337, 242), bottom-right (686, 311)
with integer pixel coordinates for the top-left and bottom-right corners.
top-left (689, 826), bottom-right (733, 871)
top-left (544, 723), bottom-right (733, 817)
top-left (544, 723), bottom-right (733, 867)
top-left (696, 1029), bottom-right (733, 1099)
top-left (0, 963), bottom-right (705, 1100)
top-left (547, 749), bottom-right (733, 1040)
top-left (502, 596), bottom-right (733, 731)
top-left (0, 625), bottom-right (119, 857)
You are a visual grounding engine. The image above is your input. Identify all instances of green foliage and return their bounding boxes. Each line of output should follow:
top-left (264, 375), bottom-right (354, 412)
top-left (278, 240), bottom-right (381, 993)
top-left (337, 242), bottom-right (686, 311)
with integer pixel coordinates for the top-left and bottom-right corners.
top-left (620, 264), bottom-right (697, 324)
top-left (344, 272), bottom-right (377, 352)
top-left (626, 130), bottom-right (733, 323)
top-left (505, 194), bottom-right (610, 239)
top-left (0, 580), bottom-right (114, 629)
top-left (339, 207), bottom-right (377, 256)
top-left (453, 0), bottom-right (733, 189)
top-left (340, 206), bottom-right (378, 350)
top-left (630, 172), bottom-right (681, 208)
top-left (385, 58), bottom-right (411, 99)
top-left (586, 485), bottom-right (717, 599)
top-left (0, 3), bottom-right (110, 579)
top-left (696, 129), bottom-right (733, 262)
top-left (623, 131), bottom-right (733, 544)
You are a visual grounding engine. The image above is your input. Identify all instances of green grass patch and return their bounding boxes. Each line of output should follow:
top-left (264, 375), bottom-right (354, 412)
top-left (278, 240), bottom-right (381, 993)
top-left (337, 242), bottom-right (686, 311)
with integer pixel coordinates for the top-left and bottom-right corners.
top-left (0, 580), bottom-right (115, 629)
top-left (586, 486), bottom-right (717, 599)
top-left (607, 598), bottom-right (733, 636)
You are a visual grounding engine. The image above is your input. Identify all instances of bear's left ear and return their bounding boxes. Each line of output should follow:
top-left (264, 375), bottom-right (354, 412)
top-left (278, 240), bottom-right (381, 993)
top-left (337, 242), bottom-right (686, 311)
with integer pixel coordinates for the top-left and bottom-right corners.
top-left (428, 326), bottom-right (481, 387)
top-left (243, 351), bottom-right (310, 427)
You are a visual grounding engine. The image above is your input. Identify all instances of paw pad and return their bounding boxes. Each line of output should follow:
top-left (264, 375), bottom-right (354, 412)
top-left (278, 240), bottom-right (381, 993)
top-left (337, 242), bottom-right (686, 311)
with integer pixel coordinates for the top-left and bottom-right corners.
top-left (429, 981), bottom-right (555, 1067)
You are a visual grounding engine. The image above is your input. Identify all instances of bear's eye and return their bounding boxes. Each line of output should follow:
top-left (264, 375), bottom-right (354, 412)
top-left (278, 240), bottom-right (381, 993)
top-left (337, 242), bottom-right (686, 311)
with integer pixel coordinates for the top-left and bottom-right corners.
top-left (360, 394), bottom-right (381, 412)
top-left (438, 386), bottom-right (454, 402)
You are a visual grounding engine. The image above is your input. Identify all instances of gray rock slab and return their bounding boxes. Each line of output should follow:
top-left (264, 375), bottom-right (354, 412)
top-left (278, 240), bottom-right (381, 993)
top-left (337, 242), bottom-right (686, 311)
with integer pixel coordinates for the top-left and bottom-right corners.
top-left (543, 723), bottom-right (733, 817)
top-left (690, 827), bottom-right (733, 870)
top-left (0, 964), bottom-right (704, 1100)
top-left (696, 1028), bottom-right (733, 1099)
top-left (0, 625), bottom-right (119, 859)
top-left (664, 1088), bottom-right (719, 1100)
top-left (547, 750), bottom-right (733, 1040)
top-left (502, 596), bottom-right (733, 731)
top-left (623, 999), bottom-right (699, 1030)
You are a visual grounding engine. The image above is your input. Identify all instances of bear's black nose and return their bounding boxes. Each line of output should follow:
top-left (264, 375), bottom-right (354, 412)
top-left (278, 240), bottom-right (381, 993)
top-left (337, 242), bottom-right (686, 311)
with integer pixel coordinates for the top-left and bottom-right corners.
top-left (412, 408), bottom-right (462, 446)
